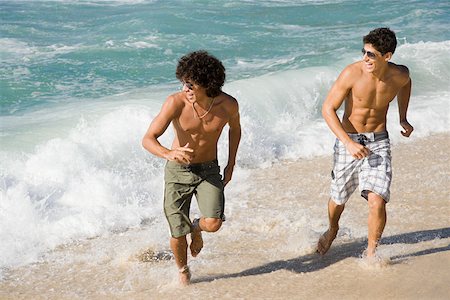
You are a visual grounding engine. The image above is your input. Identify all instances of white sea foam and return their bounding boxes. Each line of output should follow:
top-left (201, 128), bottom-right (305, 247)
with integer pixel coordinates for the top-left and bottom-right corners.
top-left (124, 41), bottom-right (160, 49)
top-left (0, 38), bottom-right (37, 63)
top-left (0, 106), bottom-right (168, 275)
top-left (0, 38), bottom-right (86, 66)
top-left (394, 41), bottom-right (450, 92)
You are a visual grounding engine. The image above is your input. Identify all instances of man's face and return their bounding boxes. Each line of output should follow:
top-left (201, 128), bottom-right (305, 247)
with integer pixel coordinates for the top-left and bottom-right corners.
top-left (361, 43), bottom-right (389, 73)
top-left (181, 80), bottom-right (206, 102)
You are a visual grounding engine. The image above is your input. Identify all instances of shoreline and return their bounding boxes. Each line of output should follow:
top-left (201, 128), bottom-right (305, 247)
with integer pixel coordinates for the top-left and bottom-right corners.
top-left (1, 133), bottom-right (449, 299)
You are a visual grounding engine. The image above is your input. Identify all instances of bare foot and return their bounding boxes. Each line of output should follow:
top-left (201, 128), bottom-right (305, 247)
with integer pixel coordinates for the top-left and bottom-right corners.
top-left (317, 228), bottom-right (338, 255)
top-left (364, 247), bottom-right (377, 258)
top-left (179, 265), bottom-right (191, 286)
top-left (190, 218), bottom-right (203, 257)
top-left (359, 250), bottom-right (390, 269)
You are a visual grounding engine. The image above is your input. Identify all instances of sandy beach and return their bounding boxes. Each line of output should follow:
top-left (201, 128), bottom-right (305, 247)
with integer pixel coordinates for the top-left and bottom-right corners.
top-left (1, 133), bottom-right (449, 299)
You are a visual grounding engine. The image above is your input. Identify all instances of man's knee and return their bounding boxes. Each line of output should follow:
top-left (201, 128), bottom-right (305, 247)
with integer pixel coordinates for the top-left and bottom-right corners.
top-left (202, 218), bottom-right (222, 232)
top-left (329, 198), bottom-right (345, 209)
top-left (368, 193), bottom-right (386, 211)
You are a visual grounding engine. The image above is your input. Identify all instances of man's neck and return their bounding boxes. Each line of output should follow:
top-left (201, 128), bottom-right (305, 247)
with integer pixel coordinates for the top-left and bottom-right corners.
top-left (195, 95), bottom-right (212, 107)
top-left (371, 63), bottom-right (390, 81)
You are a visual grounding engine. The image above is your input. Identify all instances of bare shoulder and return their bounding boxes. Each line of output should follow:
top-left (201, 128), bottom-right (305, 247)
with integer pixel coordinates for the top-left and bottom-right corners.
top-left (165, 91), bottom-right (186, 105)
top-left (344, 61), bottom-right (363, 74)
top-left (388, 62), bottom-right (410, 85)
top-left (165, 92), bottom-right (186, 108)
top-left (216, 92), bottom-right (239, 115)
top-left (160, 92), bottom-right (186, 117)
top-left (336, 61), bottom-right (362, 86)
top-left (390, 62), bottom-right (410, 74)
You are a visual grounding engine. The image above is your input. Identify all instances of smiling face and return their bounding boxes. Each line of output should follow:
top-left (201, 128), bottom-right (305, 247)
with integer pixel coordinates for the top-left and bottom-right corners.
top-left (362, 43), bottom-right (391, 74)
top-left (181, 79), bottom-right (207, 102)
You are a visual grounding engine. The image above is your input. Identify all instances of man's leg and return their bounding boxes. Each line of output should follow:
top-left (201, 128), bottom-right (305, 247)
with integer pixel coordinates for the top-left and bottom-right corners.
top-left (192, 162), bottom-right (225, 257)
top-left (317, 199), bottom-right (345, 255)
top-left (170, 235), bottom-right (191, 286)
top-left (190, 217), bottom-right (222, 257)
top-left (367, 192), bottom-right (386, 257)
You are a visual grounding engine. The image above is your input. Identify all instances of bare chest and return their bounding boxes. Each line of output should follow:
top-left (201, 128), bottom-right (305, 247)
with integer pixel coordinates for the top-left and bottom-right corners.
top-left (175, 106), bottom-right (228, 136)
top-left (351, 79), bottom-right (399, 108)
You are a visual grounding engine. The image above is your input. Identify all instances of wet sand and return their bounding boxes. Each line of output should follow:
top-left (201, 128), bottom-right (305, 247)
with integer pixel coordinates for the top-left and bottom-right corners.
top-left (1, 133), bottom-right (449, 299)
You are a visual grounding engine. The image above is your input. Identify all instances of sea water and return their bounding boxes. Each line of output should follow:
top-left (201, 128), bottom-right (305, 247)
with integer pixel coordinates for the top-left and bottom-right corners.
top-left (1, 0), bottom-right (449, 279)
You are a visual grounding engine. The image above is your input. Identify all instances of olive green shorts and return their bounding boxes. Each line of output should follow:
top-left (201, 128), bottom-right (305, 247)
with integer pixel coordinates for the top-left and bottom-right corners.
top-left (164, 160), bottom-right (225, 238)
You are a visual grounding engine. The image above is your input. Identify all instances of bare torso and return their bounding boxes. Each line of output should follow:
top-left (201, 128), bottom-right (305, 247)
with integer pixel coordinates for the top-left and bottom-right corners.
top-left (342, 61), bottom-right (410, 133)
top-left (171, 92), bottom-right (236, 163)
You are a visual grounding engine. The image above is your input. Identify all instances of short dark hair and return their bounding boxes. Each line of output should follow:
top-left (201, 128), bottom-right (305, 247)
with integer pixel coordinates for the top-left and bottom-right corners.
top-left (176, 50), bottom-right (226, 98)
top-left (363, 27), bottom-right (397, 55)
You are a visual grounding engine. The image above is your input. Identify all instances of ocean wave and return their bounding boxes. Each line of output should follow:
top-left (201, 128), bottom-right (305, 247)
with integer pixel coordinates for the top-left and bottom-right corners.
top-left (395, 40), bottom-right (450, 92)
top-left (0, 106), bottom-right (168, 272)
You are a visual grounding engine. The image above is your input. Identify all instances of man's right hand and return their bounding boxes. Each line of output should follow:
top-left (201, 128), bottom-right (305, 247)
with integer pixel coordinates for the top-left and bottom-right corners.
top-left (345, 140), bottom-right (370, 160)
top-left (165, 143), bottom-right (194, 164)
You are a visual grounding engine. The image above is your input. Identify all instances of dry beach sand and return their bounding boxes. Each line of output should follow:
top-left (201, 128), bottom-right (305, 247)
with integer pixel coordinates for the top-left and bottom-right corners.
top-left (1, 133), bottom-right (449, 299)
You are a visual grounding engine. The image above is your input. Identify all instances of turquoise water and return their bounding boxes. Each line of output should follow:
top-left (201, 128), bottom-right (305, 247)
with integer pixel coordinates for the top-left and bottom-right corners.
top-left (2, 0), bottom-right (449, 114)
top-left (1, 0), bottom-right (449, 275)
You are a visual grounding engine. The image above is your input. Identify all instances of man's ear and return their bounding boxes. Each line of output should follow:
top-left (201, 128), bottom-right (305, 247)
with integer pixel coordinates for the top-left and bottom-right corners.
top-left (384, 52), bottom-right (393, 61)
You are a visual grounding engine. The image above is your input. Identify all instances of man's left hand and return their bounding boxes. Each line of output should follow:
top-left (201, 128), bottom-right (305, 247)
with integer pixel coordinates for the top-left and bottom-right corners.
top-left (400, 120), bottom-right (414, 137)
top-left (223, 165), bottom-right (234, 187)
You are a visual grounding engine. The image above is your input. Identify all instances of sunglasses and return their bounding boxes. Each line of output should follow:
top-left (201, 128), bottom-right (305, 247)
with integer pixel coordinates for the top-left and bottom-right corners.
top-left (361, 48), bottom-right (379, 60)
top-left (182, 81), bottom-right (194, 90)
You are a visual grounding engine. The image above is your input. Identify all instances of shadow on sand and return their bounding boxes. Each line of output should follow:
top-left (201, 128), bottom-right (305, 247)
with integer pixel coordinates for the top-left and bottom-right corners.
top-left (192, 227), bottom-right (450, 284)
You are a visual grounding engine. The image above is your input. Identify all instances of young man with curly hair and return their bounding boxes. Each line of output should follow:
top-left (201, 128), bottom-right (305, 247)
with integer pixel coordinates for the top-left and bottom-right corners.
top-left (142, 50), bottom-right (241, 285)
top-left (317, 28), bottom-right (413, 257)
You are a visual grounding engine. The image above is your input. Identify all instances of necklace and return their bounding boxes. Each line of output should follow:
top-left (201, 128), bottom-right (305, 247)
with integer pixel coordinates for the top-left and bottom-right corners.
top-left (192, 98), bottom-right (216, 119)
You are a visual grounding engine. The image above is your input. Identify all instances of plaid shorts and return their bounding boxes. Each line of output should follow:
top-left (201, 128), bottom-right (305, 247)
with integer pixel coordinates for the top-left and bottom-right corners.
top-left (330, 131), bottom-right (392, 204)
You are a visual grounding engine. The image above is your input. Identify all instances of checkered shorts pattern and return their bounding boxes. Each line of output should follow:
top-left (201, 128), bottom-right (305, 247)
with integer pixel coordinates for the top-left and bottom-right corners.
top-left (330, 133), bottom-right (392, 204)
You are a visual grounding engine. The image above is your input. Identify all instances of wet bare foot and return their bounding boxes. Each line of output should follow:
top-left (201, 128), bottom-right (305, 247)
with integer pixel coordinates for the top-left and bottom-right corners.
top-left (179, 265), bottom-right (191, 286)
top-left (317, 228), bottom-right (338, 255)
top-left (190, 219), bottom-right (203, 257)
top-left (365, 247), bottom-right (377, 258)
top-left (359, 250), bottom-right (390, 269)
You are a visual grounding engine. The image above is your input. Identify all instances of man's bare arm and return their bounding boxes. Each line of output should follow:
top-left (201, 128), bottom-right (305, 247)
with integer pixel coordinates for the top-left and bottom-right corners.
top-left (142, 96), bottom-right (193, 163)
top-left (397, 73), bottom-right (413, 137)
top-left (322, 67), bottom-right (370, 159)
top-left (223, 103), bottom-right (241, 186)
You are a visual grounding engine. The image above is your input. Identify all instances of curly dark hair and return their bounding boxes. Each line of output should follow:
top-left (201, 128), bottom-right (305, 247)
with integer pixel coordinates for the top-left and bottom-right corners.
top-left (176, 50), bottom-right (226, 98)
top-left (363, 27), bottom-right (397, 55)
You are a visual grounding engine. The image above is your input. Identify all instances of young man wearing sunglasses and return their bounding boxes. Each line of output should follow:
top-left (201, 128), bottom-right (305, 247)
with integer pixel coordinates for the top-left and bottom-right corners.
top-left (142, 51), bottom-right (241, 285)
top-left (317, 28), bottom-right (413, 258)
